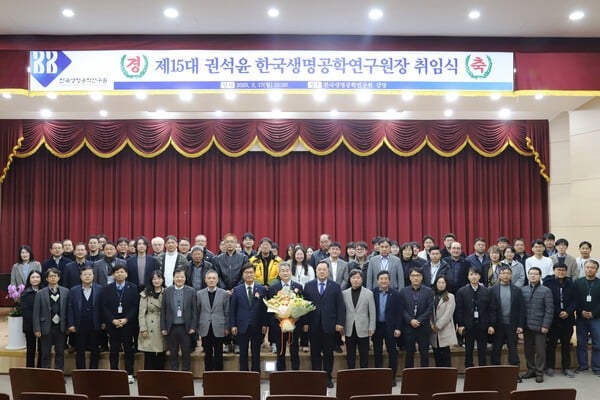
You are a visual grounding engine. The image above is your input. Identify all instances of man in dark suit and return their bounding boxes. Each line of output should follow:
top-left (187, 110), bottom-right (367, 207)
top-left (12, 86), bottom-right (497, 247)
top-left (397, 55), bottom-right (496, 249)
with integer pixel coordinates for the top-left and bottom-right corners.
top-left (160, 267), bottom-right (197, 371)
top-left (33, 267), bottom-right (70, 370)
top-left (302, 261), bottom-right (345, 388)
top-left (268, 261), bottom-right (304, 371)
top-left (488, 265), bottom-right (525, 367)
top-left (93, 242), bottom-right (127, 286)
top-left (443, 241), bottom-right (470, 294)
top-left (62, 242), bottom-right (93, 289)
top-left (126, 236), bottom-right (159, 291)
top-left (102, 264), bottom-right (139, 384)
top-left (372, 270), bottom-right (402, 386)
top-left (41, 241), bottom-right (71, 284)
top-left (456, 266), bottom-right (492, 367)
top-left (423, 246), bottom-right (451, 288)
top-left (229, 262), bottom-right (268, 372)
top-left (400, 266), bottom-right (434, 368)
top-left (67, 265), bottom-right (104, 369)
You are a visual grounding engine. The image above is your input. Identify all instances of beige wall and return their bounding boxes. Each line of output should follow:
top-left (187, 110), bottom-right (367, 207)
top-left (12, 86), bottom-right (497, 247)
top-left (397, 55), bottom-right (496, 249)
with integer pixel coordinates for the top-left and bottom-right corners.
top-left (549, 97), bottom-right (600, 256)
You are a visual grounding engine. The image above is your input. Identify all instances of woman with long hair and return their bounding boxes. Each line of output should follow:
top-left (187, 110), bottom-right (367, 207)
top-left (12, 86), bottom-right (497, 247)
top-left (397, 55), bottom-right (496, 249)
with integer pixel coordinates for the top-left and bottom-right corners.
top-left (430, 275), bottom-right (457, 367)
top-left (290, 246), bottom-right (314, 352)
top-left (138, 269), bottom-right (168, 370)
top-left (400, 242), bottom-right (423, 286)
top-left (10, 245), bottom-right (42, 286)
top-left (284, 243), bottom-right (296, 261)
top-left (21, 270), bottom-right (43, 367)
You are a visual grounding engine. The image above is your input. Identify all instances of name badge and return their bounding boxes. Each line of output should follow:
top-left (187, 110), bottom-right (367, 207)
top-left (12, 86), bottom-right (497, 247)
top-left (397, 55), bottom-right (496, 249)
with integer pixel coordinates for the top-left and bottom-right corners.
top-left (177, 308), bottom-right (183, 318)
top-left (117, 305), bottom-right (123, 314)
top-left (587, 295), bottom-right (592, 303)
top-left (474, 311), bottom-right (479, 319)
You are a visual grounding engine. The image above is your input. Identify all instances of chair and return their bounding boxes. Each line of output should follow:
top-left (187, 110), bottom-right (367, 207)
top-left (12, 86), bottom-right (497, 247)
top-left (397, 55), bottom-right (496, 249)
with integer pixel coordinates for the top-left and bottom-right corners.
top-left (0, 394), bottom-right (10, 400)
top-left (267, 396), bottom-right (335, 400)
top-left (400, 368), bottom-right (458, 400)
top-left (432, 392), bottom-right (499, 400)
top-left (9, 368), bottom-right (67, 400)
top-left (20, 394), bottom-right (87, 400)
top-left (351, 395), bottom-right (420, 400)
top-left (184, 397), bottom-right (252, 400)
top-left (202, 371), bottom-right (261, 400)
top-left (100, 397), bottom-right (169, 400)
top-left (72, 369), bottom-right (130, 400)
top-left (136, 370), bottom-right (194, 400)
top-left (463, 366), bottom-right (519, 400)
top-left (336, 369), bottom-right (394, 400)
top-left (269, 371), bottom-right (328, 395)
top-left (509, 389), bottom-right (576, 400)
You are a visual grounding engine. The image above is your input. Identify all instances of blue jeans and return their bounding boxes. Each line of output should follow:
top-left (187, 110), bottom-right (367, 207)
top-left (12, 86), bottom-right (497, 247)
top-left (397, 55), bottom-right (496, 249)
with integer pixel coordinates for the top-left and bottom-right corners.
top-left (576, 317), bottom-right (600, 371)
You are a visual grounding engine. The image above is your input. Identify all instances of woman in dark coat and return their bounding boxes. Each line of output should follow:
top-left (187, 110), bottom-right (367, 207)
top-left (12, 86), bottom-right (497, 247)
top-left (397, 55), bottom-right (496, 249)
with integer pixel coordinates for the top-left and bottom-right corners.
top-left (20, 269), bottom-right (43, 367)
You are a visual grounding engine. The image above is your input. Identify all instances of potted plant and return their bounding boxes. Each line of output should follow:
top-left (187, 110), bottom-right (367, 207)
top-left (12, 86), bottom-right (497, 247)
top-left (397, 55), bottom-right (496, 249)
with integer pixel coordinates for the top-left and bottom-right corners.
top-left (6, 284), bottom-right (26, 349)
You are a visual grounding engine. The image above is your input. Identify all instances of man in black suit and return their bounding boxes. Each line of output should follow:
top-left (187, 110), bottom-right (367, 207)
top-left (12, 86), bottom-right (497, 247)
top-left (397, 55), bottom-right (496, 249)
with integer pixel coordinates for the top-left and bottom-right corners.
top-left (101, 264), bottom-right (139, 384)
top-left (488, 265), bottom-right (525, 367)
top-left (372, 270), bottom-right (402, 386)
top-left (268, 261), bottom-right (304, 371)
top-left (229, 262), bottom-right (268, 372)
top-left (67, 265), bottom-right (104, 369)
top-left (399, 266), bottom-right (434, 368)
top-left (302, 261), bottom-right (345, 388)
top-left (443, 241), bottom-right (470, 294)
top-left (62, 242), bottom-right (93, 289)
top-left (456, 267), bottom-right (492, 367)
top-left (126, 236), bottom-right (159, 291)
top-left (41, 241), bottom-right (71, 284)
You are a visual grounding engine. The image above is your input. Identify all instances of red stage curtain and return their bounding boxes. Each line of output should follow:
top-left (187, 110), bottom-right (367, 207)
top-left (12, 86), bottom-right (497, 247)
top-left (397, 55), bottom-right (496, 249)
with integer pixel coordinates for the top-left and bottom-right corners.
top-left (0, 144), bottom-right (548, 272)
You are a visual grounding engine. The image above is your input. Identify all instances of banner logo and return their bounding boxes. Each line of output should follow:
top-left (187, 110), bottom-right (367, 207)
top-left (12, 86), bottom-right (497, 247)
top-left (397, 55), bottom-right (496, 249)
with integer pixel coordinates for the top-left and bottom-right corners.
top-left (120, 54), bottom-right (149, 78)
top-left (465, 54), bottom-right (493, 79)
top-left (30, 51), bottom-right (72, 87)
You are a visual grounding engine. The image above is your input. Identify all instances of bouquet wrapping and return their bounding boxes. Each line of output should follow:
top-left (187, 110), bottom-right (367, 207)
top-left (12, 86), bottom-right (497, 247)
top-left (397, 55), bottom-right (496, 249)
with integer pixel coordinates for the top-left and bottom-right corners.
top-left (263, 286), bottom-right (315, 332)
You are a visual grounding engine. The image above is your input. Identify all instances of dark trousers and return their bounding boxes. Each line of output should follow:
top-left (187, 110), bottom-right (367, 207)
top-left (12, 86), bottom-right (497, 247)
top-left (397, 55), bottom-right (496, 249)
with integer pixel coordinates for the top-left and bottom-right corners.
top-left (40, 325), bottom-right (65, 370)
top-left (524, 328), bottom-right (547, 376)
top-left (108, 325), bottom-right (135, 374)
top-left (309, 327), bottom-right (336, 379)
top-left (464, 324), bottom-right (488, 367)
top-left (433, 346), bottom-right (452, 367)
top-left (143, 351), bottom-right (166, 370)
top-left (403, 325), bottom-right (430, 368)
top-left (25, 331), bottom-right (41, 368)
top-left (167, 324), bottom-right (192, 371)
top-left (491, 323), bottom-right (520, 365)
top-left (346, 326), bottom-right (369, 369)
top-left (238, 324), bottom-right (263, 372)
top-left (203, 325), bottom-right (225, 371)
top-left (75, 324), bottom-right (100, 369)
top-left (372, 322), bottom-right (398, 375)
top-left (546, 319), bottom-right (573, 370)
top-left (275, 325), bottom-right (300, 371)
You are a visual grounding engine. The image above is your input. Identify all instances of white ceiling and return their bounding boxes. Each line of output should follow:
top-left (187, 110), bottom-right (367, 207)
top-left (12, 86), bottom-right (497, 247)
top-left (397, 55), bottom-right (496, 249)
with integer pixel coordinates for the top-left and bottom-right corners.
top-left (0, 0), bottom-right (598, 120)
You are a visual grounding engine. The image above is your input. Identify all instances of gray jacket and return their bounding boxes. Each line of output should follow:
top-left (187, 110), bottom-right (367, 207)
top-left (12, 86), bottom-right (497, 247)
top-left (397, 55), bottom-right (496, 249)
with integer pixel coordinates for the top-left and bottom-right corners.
top-left (197, 287), bottom-right (230, 337)
top-left (521, 283), bottom-right (554, 331)
top-left (33, 286), bottom-right (70, 335)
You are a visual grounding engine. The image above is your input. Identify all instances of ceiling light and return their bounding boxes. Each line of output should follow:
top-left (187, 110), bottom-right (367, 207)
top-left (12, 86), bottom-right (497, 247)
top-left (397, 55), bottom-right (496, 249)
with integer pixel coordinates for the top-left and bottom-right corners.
top-left (356, 90), bottom-right (372, 104)
top-left (46, 92), bottom-right (57, 100)
top-left (569, 10), bottom-right (585, 21)
top-left (267, 8), bottom-right (280, 18)
top-left (468, 10), bottom-right (481, 20)
top-left (164, 8), bottom-right (179, 19)
top-left (2, 93), bottom-right (11, 99)
top-left (313, 90), bottom-right (327, 102)
top-left (445, 92), bottom-right (459, 102)
top-left (490, 93), bottom-right (501, 101)
top-left (402, 92), bottom-right (415, 101)
top-left (368, 8), bottom-right (384, 21)
top-left (99, 110), bottom-right (108, 117)
top-left (89, 92), bottom-right (103, 101)
top-left (444, 109), bottom-right (454, 117)
top-left (224, 92), bottom-right (237, 101)
top-left (135, 91), bottom-right (147, 100)
top-left (62, 9), bottom-right (75, 18)
top-left (499, 108), bottom-right (511, 118)
top-left (179, 91), bottom-right (193, 101)
top-left (268, 91), bottom-right (283, 102)
top-left (40, 108), bottom-right (52, 118)
top-left (535, 93), bottom-right (544, 100)
top-left (330, 109), bottom-right (339, 117)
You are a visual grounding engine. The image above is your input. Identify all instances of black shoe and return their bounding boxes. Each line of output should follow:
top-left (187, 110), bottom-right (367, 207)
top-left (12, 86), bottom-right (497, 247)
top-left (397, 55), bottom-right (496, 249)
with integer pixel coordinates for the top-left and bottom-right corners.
top-left (327, 379), bottom-right (334, 388)
top-left (521, 371), bottom-right (536, 379)
top-left (517, 377), bottom-right (523, 383)
top-left (334, 345), bottom-right (343, 353)
top-left (535, 375), bottom-right (544, 383)
top-left (391, 379), bottom-right (397, 387)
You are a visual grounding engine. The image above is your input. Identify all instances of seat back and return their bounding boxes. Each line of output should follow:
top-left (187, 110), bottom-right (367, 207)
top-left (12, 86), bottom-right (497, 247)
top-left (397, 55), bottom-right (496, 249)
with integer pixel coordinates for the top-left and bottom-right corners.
top-left (20, 394), bottom-right (87, 400)
top-left (267, 396), bottom-right (334, 400)
top-left (509, 389), bottom-right (576, 400)
top-left (351, 395), bottom-right (420, 400)
top-left (99, 396), bottom-right (169, 400)
top-left (463, 366), bottom-right (519, 400)
top-left (9, 368), bottom-right (67, 400)
top-left (336, 369), bottom-right (394, 400)
top-left (137, 370), bottom-right (194, 400)
top-left (183, 396), bottom-right (253, 400)
top-left (269, 371), bottom-right (328, 395)
top-left (432, 392), bottom-right (499, 400)
top-left (202, 371), bottom-right (261, 400)
top-left (400, 368), bottom-right (458, 400)
top-left (72, 369), bottom-right (130, 400)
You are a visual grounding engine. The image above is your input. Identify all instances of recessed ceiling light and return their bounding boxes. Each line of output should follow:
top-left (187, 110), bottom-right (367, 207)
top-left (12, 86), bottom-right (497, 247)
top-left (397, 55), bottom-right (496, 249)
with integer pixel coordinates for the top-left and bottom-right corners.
top-left (313, 90), bottom-right (327, 102)
top-left (89, 92), bottom-right (103, 101)
top-left (267, 8), bottom-right (280, 18)
top-left (534, 93), bottom-right (544, 100)
top-left (46, 92), bottom-right (57, 100)
top-left (356, 90), bottom-right (372, 104)
top-left (445, 92), bottom-right (459, 102)
top-left (499, 108), bottom-right (511, 118)
top-left (135, 91), bottom-right (147, 100)
top-left (179, 91), bottom-right (193, 101)
top-left (268, 91), bottom-right (283, 102)
top-left (62, 9), bottom-right (75, 18)
top-left (444, 109), bottom-right (454, 117)
top-left (99, 110), bottom-right (108, 117)
top-left (2, 93), bottom-right (11, 99)
top-left (402, 92), bottom-right (415, 101)
top-left (569, 10), bottom-right (585, 21)
top-left (224, 92), bottom-right (237, 101)
top-left (468, 10), bottom-right (481, 20)
top-left (40, 108), bottom-right (52, 118)
top-left (164, 8), bottom-right (179, 19)
top-left (490, 93), bottom-right (502, 101)
top-left (368, 8), bottom-right (384, 21)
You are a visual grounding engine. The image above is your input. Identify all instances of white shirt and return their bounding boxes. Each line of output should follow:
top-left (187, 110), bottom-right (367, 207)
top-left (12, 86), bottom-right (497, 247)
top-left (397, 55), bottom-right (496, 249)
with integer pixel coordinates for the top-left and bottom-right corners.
top-left (164, 251), bottom-right (178, 287)
top-left (292, 264), bottom-right (315, 287)
top-left (430, 263), bottom-right (441, 285)
top-left (576, 257), bottom-right (600, 278)
top-left (525, 256), bottom-right (554, 278)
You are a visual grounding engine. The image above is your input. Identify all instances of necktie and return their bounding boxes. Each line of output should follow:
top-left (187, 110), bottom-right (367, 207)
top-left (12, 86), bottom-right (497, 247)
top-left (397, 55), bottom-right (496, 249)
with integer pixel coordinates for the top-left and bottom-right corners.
top-left (283, 283), bottom-right (289, 288)
top-left (319, 282), bottom-right (325, 295)
top-left (247, 286), bottom-right (253, 304)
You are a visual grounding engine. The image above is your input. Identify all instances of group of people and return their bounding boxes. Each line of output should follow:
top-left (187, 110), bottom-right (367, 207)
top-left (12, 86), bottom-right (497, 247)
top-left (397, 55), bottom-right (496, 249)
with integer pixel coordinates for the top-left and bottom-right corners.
top-left (9, 231), bottom-right (600, 388)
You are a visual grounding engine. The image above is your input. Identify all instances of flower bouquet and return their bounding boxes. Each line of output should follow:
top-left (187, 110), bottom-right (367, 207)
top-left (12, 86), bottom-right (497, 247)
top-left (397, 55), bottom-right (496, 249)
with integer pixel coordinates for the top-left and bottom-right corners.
top-left (6, 284), bottom-right (25, 317)
top-left (263, 286), bottom-right (315, 332)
